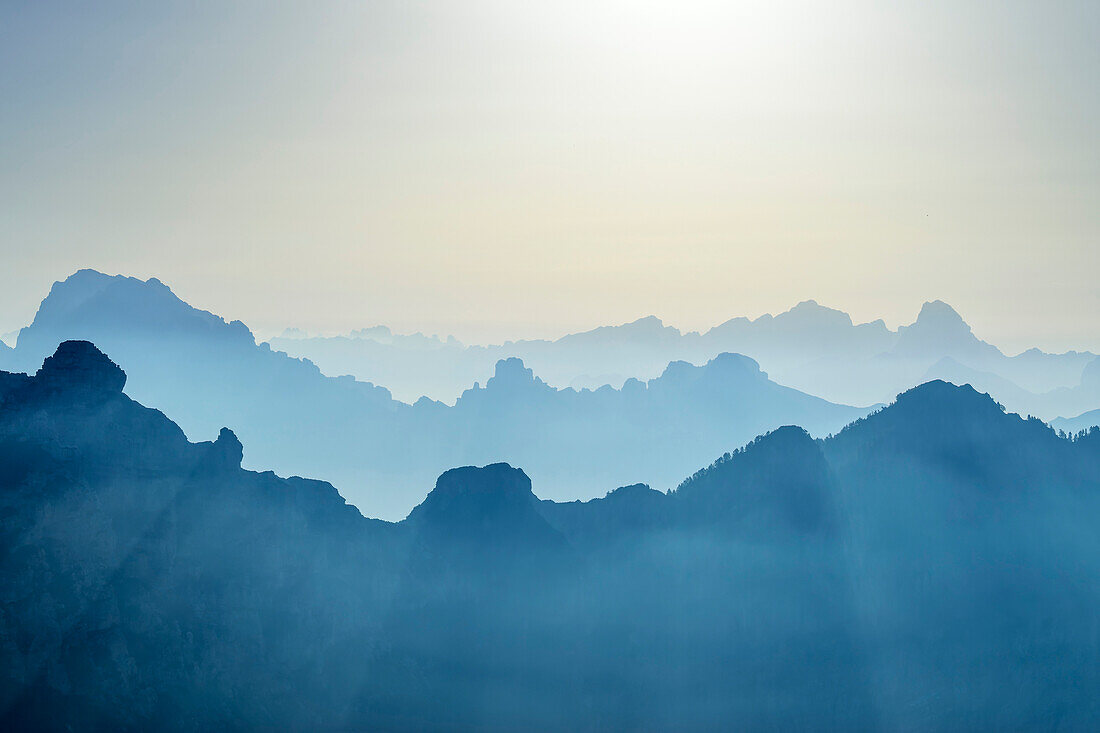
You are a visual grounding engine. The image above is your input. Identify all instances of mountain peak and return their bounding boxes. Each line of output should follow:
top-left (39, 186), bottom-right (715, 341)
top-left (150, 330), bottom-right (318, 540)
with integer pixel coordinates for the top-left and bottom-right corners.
top-left (34, 340), bottom-right (126, 399)
top-left (705, 352), bottom-right (763, 375)
top-left (831, 379), bottom-right (1018, 454)
top-left (491, 357), bottom-right (537, 385)
top-left (210, 427), bottom-right (244, 470)
top-left (890, 300), bottom-right (1001, 361)
top-left (779, 299), bottom-right (854, 325)
top-left (18, 270), bottom-right (254, 361)
top-left (428, 463), bottom-right (533, 505)
top-left (563, 314), bottom-right (677, 344)
top-left (915, 300), bottom-right (967, 329)
top-left (626, 315), bottom-right (665, 329)
top-left (657, 353), bottom-right (763, 386)
top-left (676, 424), bottom-right (831, 532)
top-left (404, 464), bottom-right (565, 552)
top-left (890, 379), bottom-right (1007, 422)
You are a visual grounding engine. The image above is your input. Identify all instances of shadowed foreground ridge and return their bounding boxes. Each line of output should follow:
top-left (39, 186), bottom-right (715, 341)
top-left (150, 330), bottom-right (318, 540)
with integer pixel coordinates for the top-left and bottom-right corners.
top-left (2, 342), bottom-right (1100, 731)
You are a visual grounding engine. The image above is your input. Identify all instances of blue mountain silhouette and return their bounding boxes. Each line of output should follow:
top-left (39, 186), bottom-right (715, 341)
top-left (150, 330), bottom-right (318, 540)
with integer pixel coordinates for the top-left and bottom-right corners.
top-left (3, 270), bottom-right (870, 519)
top-left (271, 294), bottom-right (1097, 414)
top-left (2, 342), bottom-right (1098, 729)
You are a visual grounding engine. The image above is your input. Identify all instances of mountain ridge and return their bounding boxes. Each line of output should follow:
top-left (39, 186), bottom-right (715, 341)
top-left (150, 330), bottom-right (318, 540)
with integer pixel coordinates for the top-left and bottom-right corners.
top-left (3, 273), bottom-right (870, 519)
top-left (3, 341), bottom-right (1099, 729)
top-left (4, 270), bottom-right (1096, 521)
top-left (264, 282), bottom-right (1096, 410)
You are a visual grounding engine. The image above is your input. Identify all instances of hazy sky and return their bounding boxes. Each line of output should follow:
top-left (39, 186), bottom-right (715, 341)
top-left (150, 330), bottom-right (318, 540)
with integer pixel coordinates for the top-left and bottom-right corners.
top-left (1, 1), bottom-right (1097, 353)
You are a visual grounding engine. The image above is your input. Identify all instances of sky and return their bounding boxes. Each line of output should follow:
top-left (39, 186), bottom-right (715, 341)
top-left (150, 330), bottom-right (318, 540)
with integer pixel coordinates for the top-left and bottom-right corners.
top-left (1, 1), bottom-right (1097, 353)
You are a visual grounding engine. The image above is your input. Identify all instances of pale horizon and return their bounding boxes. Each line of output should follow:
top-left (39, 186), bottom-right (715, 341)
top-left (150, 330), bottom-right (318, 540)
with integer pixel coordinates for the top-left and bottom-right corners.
top-left (2, 267), bottom-right (1096, 359)
top-left (2, 1), bottom-right (1097, 354)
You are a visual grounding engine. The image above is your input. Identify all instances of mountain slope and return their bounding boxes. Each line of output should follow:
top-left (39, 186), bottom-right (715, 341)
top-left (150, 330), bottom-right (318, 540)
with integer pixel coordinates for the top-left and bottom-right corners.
top-left (3, 344), bottom-right (1100, 729)
top-left (5, 270), bottom-right (409, 504)
top-left (821, 381), bottom-right (1100, 728)
top-left (0, 341), bottom-right (399, 730)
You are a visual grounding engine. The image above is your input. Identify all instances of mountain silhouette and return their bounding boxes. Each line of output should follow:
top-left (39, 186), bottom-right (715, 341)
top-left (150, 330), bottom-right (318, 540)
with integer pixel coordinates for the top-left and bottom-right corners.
top-left (925, 353), bottom-right (1100, 421)
top-left (405, 463), bottom-right (568, 558)
top-left (890, 300), bottom-right (999, 361)
top-left (3, 342), bottom-right (1100, 730)
top-left (674, 425), bottom-right (834, 533)
top-left (0, 342), bottom-right (395, 730)
top-left (1051, 407), bottom-right (1100, 436)
top-left (271, 291), bottom-right (1097, 415)
top-left (442, 351), bottom-right (867, 499)
top-left (3, 271), bottom-right (870, 519)
top-left (17, 271), bottom-right (1094, 426)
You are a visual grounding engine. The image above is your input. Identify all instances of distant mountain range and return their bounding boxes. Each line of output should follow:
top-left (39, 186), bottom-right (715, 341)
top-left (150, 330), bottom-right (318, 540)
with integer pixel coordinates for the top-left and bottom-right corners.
top-left (3, 341), bottom-right (1098, 730)
top-left (0, 270), bottom-right (868, 519)
top-left (1051, 407), bottom-right (1100, 436)
top-left (923, 353), bottom-right (1100, 422)
top-left (271, 298), bottom-right (1099, 415)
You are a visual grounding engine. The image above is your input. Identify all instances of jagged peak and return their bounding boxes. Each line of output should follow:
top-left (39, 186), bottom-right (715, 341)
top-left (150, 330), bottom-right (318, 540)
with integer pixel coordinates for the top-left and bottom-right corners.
top-left (210, 427), bottom-right (244, 469)
top-left (889, 300), bottom-right (1003, 359)
top-left (830, 379), bottom-right (1017, 447)
top-left (755, 423), bottom-right (815, 446)
top-left (34, 340), bottom-right (126, 397)
top-left (349, 325), bottom-right (394, 341)
top-left (405, 463), bottom-right (543, 527)
top-left (604, 482), bottom-right (660, 500)
top-left (710, 300), bottom-right (863, 334)
top-left (26, 270), bottom-right (254, 344)
top-left (657, 353), bottom-right (762, 383)
top-left (888, 380), bottom-right (1007, 422)
top-left (914, 299), bottom-right (968, 330)
top-left (49, 269), bottom-right (172, 302)
top-left (490, 357), bottom-right (538, 385)
top-left (705, 352), bottom-right (763, 373)
top-left (896, 378), bottom-right (991, 405)
top-left (731, 425), bottom-right (820, 465)
top-left (433, 463), bottom-right (532, 499)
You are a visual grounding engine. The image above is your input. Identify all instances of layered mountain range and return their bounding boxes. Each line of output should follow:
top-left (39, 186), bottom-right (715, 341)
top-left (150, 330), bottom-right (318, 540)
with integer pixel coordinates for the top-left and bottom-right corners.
top-left (1053, 408), bottom-right (1100, 435)
top-left (2, 341), bottom-right (1098, 730)
top-left (272, 297), bottom-right (1099, 415)
top-left (2, 270), bottom-right (1097, 520)
top-left (0, 271), bottom-right (868, 519)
